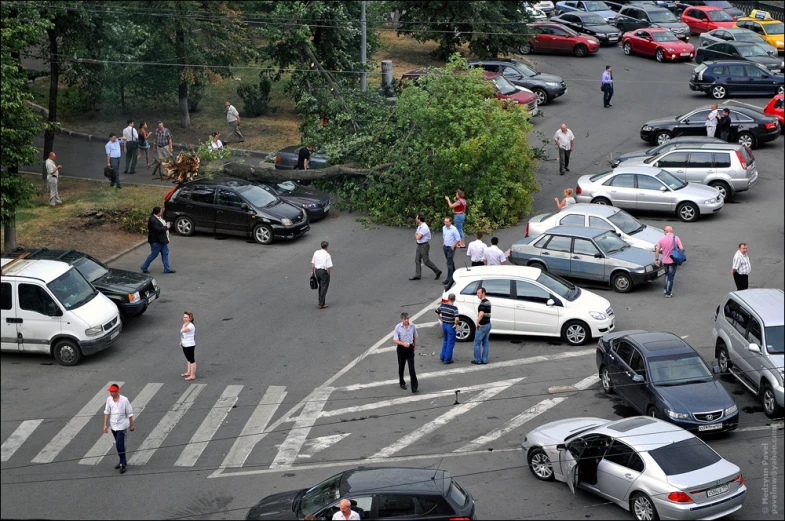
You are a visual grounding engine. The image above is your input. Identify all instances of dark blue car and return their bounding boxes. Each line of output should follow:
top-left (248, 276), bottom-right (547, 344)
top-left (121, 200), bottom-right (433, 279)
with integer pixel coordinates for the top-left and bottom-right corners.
top-left (596, 330), bottom-right (739, 433)
top-left (690, 61), bottom-right (785, 100)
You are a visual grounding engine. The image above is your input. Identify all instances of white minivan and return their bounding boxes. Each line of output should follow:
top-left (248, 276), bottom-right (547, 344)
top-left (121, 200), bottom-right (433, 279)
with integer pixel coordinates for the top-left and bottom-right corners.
top-left (1, 256), bottom-right (122, 365)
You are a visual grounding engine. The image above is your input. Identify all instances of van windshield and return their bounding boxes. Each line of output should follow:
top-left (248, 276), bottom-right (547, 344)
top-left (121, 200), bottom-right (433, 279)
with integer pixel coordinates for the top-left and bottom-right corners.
top-left (47, 267), bottom-right (98, 310)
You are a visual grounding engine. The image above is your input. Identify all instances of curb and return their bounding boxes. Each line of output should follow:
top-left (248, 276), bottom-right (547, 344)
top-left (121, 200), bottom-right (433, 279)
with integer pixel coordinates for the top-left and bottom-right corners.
top-left (103, 239), bottom-right (148, 265)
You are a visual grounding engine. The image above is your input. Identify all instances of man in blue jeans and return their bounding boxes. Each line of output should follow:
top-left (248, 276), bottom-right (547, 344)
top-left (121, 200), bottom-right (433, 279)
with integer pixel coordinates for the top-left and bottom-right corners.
top-left (472, 287), bottom-right (492, 365)
top-left (141, 206), bottom-right (176, 274)
top-left (435, 293), bottom-right (459, 364)
top-left (654, 225), bottom-right (684, 298)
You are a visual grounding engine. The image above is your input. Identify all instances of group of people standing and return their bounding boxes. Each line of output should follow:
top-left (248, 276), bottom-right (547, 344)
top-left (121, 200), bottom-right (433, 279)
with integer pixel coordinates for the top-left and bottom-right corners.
top-left (705, 103), bottom-right (733, 141)
top-left (105, 121), bottom-right (173, 189)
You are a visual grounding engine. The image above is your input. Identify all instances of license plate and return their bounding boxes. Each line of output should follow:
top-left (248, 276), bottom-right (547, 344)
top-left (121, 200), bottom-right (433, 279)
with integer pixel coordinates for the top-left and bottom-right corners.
top-left (324, 204), bottom-right (330, 213)
top-left (707, 484), bottom-right (729, 497)
top-left (147, 294), bottom-right (156, 304)
top-left (657, 269), bottom-right (665, 276)
top-left (609, 36), bottom-right (618, 41)
top-left (680, 52), bottom-right (691, 56)
top-left (110, 330), bottom-right (119, 340)
top-left (699, 423), bottom-right (722, 432)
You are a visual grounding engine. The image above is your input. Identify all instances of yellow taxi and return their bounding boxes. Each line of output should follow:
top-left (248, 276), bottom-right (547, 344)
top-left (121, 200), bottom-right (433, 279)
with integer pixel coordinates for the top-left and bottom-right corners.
top-left (734, 10), bottom-right (784, 54)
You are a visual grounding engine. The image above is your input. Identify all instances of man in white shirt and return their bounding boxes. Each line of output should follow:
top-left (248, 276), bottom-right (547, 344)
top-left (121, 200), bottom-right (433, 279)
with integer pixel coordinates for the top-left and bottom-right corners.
top-left (311, 241), bottom-right (333, 309)
top-left (467, 231), bottom-right (487, 267)
top-left (45, 151), bottom-right (63, 206)
top-left (332, 499), bottom-right (361, 520)
top-left (484, 237), bottom-right (507, 266)
top-left (225, 101), bottom-right (245, 143)
top-left (410, 213), bottom-right (442, 281)
top-left (554, 123), bottom-right (575, 176)
top-left (706, 104), bottom-right (718, 138)
top-left (103, 384), bottom-right (134, 473)
top-left (122, 119), bottom-right (139, 174)
top-left (731, 242), bottom-right (751, 290)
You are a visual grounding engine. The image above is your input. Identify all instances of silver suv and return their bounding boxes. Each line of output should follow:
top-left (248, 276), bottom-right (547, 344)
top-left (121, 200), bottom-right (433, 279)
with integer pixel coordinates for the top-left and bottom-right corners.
top-left (712, 289), bottom-right (784, 418)
top-left (621, 143), bottom-right (757, 201)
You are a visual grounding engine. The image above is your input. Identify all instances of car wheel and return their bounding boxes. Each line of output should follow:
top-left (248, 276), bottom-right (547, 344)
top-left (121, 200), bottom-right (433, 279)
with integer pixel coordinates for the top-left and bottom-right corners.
top-left (611, 272), bottom-right (633, 293)
top-left (520, 42), bottom-right (533, 54)
top-left (737, 132), bottom-right (755, 149)
top-left (709, 181), bottom-right (731, 201)
top-left (573, 44), bottom-right (589, 57)
top-left (532, 88), bottom-right (548, 106)
top-left (528, 260), bottom-right (548, 272)
top-left (562, 320), bottom-right (589, 346)
top-left (762, 382), bottom-right (783, 419)
top-left (711, 85), bottom-right (727, 99)
top-left (655, 131), bottom-right (672, 145)
top-left (601, 365), bottom-right (615, 394)
top-left (631, 492), bottom-right (660, 521)
top-left (623, 42), bottom-right (632, 55)
top-left (677, 202), bottom-right (699, 222)
top-left (253, 224), bottom-right (274, 245)
top-left (528, 448), bottom-right (555, 481)
top-left (717, 343), bottom-right (731, 375)
top-left (455, 316), bottom-right (476, 342)
top-left (655, 49), bottom-right (665, 62)
top-left (53, 339), bottom-right (83, 366)
top-left (591, 197), bottom-right (612, 206)
top-left (174, 216), bottom-right (195, 237)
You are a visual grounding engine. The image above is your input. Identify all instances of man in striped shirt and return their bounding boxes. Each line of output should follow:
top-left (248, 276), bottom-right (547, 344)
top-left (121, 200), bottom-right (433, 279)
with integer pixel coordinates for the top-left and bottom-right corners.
top-left (731, 243), bottom-right (751, 290)
top-left (435, 293), bottom-right (460, 364)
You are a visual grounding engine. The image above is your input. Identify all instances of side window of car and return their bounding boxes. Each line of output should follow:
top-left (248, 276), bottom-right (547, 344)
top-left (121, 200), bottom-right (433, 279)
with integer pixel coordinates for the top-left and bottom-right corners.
top-left (748, 317), bottom-right (763, 346)
top-left (559, 214), bottom-right (585, 226)
top-left (377, 494), bottom-right (417, 518)
top-left (713, 153), bottom-right (732, 168)
top-left (533, 235), bottom-right (550, 248)
top-left (551, 27), bottom-right (569, 37)
top-left (414, 495), bottom-right (455, 517)
top-left (722, 298), bottom-right (741, 328)
top-left (750, 23), bottom-right (764, 34)
top-left (629, 350), bottom-right (647, 380)
top-left (481, 279), bottom-right (512, 300)
top-left (18, 284), bottom-right (58, 316)
top-left (604, 440), bottom-right (637, 468)
top-left (544, 235), bottom-right (572, 252)
top-left (502, 66), bottom-right (520, 77)
top-left (515, 280), bottom-right (552, 304)
top-left (615, 341), bottom-right (635, 366)
top-left (636, 175), bottom-right (666, 191)
top-left (460, 280), bottom-right (481, 296)
top-left (588, 216), bottom-right (613, 230)
top-left (687, 152), bottom-right (713, 169)
top-left (713, 43), bottom-right (729, 54)
top-left (573, 238), bottom-right (600, 256)
top-left (658, 152), bottom-right (689, 169)
top-left (730, 110), bottom-right (753, 122)
top-left (217, 189), bottom-right (245, 208)
top-left (744, 65), bottom-right (767, 78)
top-left (775, 99), bottom-right (784, 110)
top-left (174, 185), bottom-right (192, 201)
top-left (734, 306), bottom-right (752, 337)
top-left (1, 282), bottom-right (12, 310)
top-left (190, 186), bottom-right (216, 204)
top-left (610, 174), bottom-right (636, 188)
top-left (727, 64), bottom-right (746, 77)
top-left (714, 30), bottom-right (728, 40)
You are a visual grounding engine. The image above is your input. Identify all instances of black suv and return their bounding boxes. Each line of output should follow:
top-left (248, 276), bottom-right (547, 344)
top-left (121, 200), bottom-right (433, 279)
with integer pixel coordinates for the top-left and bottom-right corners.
top-left (615, 5), bottom-right (690, 39)
top-left (4, 247), bottom-right (159, 320)
top-left (468, 58), bottom-right (567, 105)
top-left (163, 177), bottom-right (309, 245)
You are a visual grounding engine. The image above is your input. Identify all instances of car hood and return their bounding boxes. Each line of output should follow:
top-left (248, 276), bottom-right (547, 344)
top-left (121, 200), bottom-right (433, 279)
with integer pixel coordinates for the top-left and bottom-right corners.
top-left (574, 286), bottom-right (612, 312)
top-left (283, 185), bottom-right (330, 204)
top-left (666, 458), bottom-right (740, 490)
top-left (679, 181), bottom-right (723, 199)
top-left (585, 23), bottom-right (620, 34)
top-left (246, 489), bottom-right (301, 520)
top-left (628, 225), bottom-right (665, 249)
top-left (258, 199), bottom-right (307, 221)
top-left (742, 55), bottom-right (782, 68)
top-left (617, 148), bottom-right (654, 162)
top-left (608, 246), bottom-right (656, 267)
top-left (527, 417), bottom-right (610, 445)
top-left (93, 269), bottom-right (153, 294)
top-left (655, 21), bottom-right (690, 32)
top-left (643, 115), bottom-right (681, 128)
top-left (69, 291), bottom-right (118, 327)
top-left (503, 89), bottom-right (537, 104)
top-left (533, 72), bottom-right (563, 84)
top-left (655, 379), bottom-right (735, 413)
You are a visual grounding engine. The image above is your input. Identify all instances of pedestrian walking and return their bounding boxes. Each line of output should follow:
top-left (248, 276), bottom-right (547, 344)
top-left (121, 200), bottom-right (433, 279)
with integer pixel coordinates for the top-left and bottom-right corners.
top-left (555, 188), bottom-right (576, 210)
top-left (445, 190), bottom-right (467, 247)
top-left (472, 287), bottom-right (492, 365)
top-left (45, 152), bottom-right (63, 206)
top-left (311, 241), bottom-right (333, 309)
top-left (654, 226), bottom-right (684, 298)
top-left (554, 124), bottom-right (575, 175)
top-left (731, 242), bottom-right (751, 290)
top-left (105, 133), bottom-right (122, 189)
top-left (332, 499), bottom-right (361, 520)
top-left (706, 104), bottom-right (719, 137)
top-left (601, 65), bottom-right (614, 108)
top-left (122, 119), bottom-right (139, 174)
top-left (441, 217), bottom-right (461, 288)
top-left (180, 311), bottom-right (197, 380)
top-left (467, 231), bottom-right (487, 267)
top-left (393, 312), bottom-right (418, 393)
top-left (137, 122), bottom-right (152, 168)
top-left (225, 101), bottom-right (245, 143)
top-left (140, 206), bottom-right (176, 274)
top-left (154, 121), bottom-right (174, 161)
top-left (410, 213), bottom-right (442, 281)
top-left (296, 143), bottom-right (314, 170)
top-left (435, 293), bottom-right (459, 364)
top-left (103, 384), bottom-right (134, 474)
top-left (718, 108), bottom-right (732, 142)
top-left (484, 237), bottom-right (507, 266)
top-left (210, 132), bottom-right (223, 149)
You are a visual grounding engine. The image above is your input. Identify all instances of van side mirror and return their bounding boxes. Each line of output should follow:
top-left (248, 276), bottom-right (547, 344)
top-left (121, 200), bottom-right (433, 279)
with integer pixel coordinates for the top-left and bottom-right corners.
top-left (748, 343), bottom-right (761, 354)
top-left (659, 186), bottom-right (667, 192)
top-left (546, 299), bottom-right (555, 307)
top-left (594, 253), bottom-right (604, 258)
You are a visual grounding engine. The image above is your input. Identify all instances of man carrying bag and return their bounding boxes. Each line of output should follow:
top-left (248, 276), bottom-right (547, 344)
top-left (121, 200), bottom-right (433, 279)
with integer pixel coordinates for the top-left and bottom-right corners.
top-left (654, 226), bottom-right (685, 299)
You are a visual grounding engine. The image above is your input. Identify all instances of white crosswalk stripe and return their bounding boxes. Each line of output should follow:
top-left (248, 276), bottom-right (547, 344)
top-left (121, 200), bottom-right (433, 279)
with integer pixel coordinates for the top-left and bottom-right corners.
top-left (271, 387), bottom-right (333, 468)
top-left (1, 419), bottom-right (43, 462)
top-left (174, 385), bottom-right (243, 467)
top-left (220, 386), bottom-right (286, 469)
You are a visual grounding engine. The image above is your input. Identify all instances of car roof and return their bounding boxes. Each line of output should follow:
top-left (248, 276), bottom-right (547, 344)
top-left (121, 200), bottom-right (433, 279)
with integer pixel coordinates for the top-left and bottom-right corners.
top-left (470, 58), bottom-right (527, 65)
top-left (596, 417), bottom-right (694, 452)
top-left (551, 203), bottom-right (620, 217)
top-left (723, 41), bottom-right (763, 48)
top-left (623, 331), bottom-right (697, 356)
top-left (542, 226), bottom-right (612, 239)
top-left (731, 289), bottom-right (784, 326)
top-left (183, 177), bottom-right (253, 188)
top-left (0, 257), bottom-right (72, 282)
top-left (456, 265), bottom-right (542, 280)
top-left (342, 468), bottom-right (449, 495)
top-left (625, 5), bottom-right (670, 12)
top-left (640, 27), bottom-right (672, 33)
top-left (686, 5), bottom-right (724, 10)
top-left (606, 165), bottom-right (664, 175)
top-left (661, 142), bottom-right (743, 151)
top-left (684, 103), bottom-right (764, 116)
top-left (3, 248), bottom-right (90, 265)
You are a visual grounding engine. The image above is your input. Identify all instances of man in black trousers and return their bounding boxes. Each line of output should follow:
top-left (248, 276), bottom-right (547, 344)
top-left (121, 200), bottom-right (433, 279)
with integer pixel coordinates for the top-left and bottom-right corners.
top-left (393, 312), bottom-right (419, 393)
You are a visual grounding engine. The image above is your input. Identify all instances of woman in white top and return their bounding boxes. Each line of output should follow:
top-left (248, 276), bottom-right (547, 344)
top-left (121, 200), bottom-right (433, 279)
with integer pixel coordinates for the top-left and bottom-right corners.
top-left (210, 132), bottom-right (223, 150)
top-left (180, 311), bottom-right (197, 380)
top-left (555, 188), bottom-right (576, 210)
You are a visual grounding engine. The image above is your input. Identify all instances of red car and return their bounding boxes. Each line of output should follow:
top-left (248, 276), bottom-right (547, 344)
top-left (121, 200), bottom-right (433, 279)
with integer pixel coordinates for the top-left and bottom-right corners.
top-left (519, 22), bottom-right (600, 57)
top-left (681, 6), bottom-right (736, 35)
top-left (764, 93), bottom-right (784, 130)
top-left (622, 28), bottom-right (695, 62)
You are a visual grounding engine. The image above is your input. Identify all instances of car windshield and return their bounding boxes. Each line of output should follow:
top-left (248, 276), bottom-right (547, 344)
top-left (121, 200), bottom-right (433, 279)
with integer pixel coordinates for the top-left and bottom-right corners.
top-left (765, 326), bottom-right (784, 354)
top-left (594, 231), bottom-right (629, 254)
top-left (299, 473), bottom-right (342, 515)
top-left (652, 31), bottom-right (678, 42)
top-left (707, 10), bottom-right (734, 22)
top-left (649, 10), bottom-right (678, 23)
top-left (656, 170), bottom-right (687, 190)
top-left (738, 44), bottom-right (769, 57)
top-left (275, 180), bottom-right (298, 194)
top-left (608, 210), bottom-right (645, 234)
top-left (491, 75), bottom-right (519, 95)
top-left (235, 184), bottom-right (278, 208)
top-left (649, 439), bottom-right (721, 476)
top-left (72, 257), bottom-right (109, 283)
top-left (584, 1), bottom-right (610, 11)
top-left (589, 171), bottom-right (612, 182)
top-left (47, 267), bottom-right (98, 311)
top-left (582, 14), bottom-right (606, 25)
top-left (514, 61), bottom-right (537, 77)
top-left (536, 271), bottom-right (580, 301)
top-left (649, 355), bottom-right (713, 386)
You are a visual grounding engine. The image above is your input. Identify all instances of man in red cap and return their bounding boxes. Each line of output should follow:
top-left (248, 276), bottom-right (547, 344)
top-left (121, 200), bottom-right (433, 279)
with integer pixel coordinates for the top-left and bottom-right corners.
top-left (103, 384), bottom-right (134, 473)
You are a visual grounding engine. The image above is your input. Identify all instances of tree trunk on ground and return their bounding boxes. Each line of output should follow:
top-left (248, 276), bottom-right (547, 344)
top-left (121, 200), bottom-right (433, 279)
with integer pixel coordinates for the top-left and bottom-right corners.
top-left (216, 161), bottom-right (393, 184)
top-left (176, 26), bottom-right (190, 128)
top-left (43, 28), bottom-right (59, 192)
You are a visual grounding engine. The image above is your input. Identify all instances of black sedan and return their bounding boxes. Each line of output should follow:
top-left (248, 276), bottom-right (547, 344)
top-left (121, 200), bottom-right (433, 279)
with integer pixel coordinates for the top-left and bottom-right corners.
top-left (246, 467), bottom-right (476, 520)
top-left (5, 247), bottom-right (159, 320)
top-left (612, 135), bottom-right (726, 167)
top-left (551, 12), bottom-right (621, 45)
top-left (640, 105), bottom-right (781, 148)
top-left (468, 58), bottom-right (566, 105)
top-left (696, 41), bottom-right (784, 73)
top-left (596, 330), bottom-right (739, 433)
top-left (273, 145), bottom-right (330, 170)
top-left (163, 177), bottom-right (309, 245)
top-left (260, 180), bottom-right (331, 220)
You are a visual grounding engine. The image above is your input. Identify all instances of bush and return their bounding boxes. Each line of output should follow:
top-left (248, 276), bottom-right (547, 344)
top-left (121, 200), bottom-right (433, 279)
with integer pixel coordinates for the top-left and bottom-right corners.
top-left (119, 208), bottom-right (149, 235)
top-left (237, 73), bottom-right (275, 117)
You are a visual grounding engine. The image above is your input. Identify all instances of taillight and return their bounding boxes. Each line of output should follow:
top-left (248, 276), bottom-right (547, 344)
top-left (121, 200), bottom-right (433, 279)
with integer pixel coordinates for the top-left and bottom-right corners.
top-left (164, 187), bottom-right (177, 202)
top-left (735, 150), bottom-right (746, 170)
top-left (525, 222), bottom-right (530, 237)
top-left (734, 473), bottom-right (744, 487)
top-left (275, 155), bottom-right (281, 163)
top-left (667, 491), bottom-right (693, 503)
top-left (765, 121), bottom-right (777, 129)
top-left (575, 185), bottom-right (582, 195)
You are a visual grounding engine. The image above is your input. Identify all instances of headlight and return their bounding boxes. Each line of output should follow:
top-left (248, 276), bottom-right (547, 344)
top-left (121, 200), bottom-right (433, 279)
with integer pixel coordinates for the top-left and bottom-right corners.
top-left (725, 404), bottom-right (738, 416)
top-left (303, 203), bottom-right (318, 208)
top-left (151, 278), bottom-right (158, 289)
top-left (644, 265), bottom-right (652, 273)
top-left (128, 291), bottom-right (141, 303)
top-left (642, 125), bottom-right (653, 131)
top-left (545, 81), bottom-right (560, 87)
top-left (598, 33), bottom-right (608, 39)
top-left (85, 326), bottom-right (103, 337)
top-left (777, 41), bottom-right (783, 48)
top-left (781, 61), bottom-right (784, 68)
top-left (589, 311), bottom-right (607, 321)
top-left (665, 47), bottom-right (674, 52)
top-left (281, 218), bottom-right (293, 226)
top-left (704, 198), bottom-right (717, 204)
top-left (665, 409), bottom-right (691, 420)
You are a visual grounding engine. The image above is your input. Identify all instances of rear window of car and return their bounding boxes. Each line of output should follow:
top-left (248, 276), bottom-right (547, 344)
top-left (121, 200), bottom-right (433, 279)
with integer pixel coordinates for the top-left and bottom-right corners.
top-left (447, 480), bottom-right (468, 507)
top-left (739, 145), bottom-right (754, 166)
top-left (590, 171), bottom-right (611, 182)
top-left (648, 439), bottom-right (721, 475)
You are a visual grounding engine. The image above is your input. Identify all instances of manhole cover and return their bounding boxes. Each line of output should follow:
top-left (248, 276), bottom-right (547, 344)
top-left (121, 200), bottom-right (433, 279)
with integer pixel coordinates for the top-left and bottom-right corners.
top-left (759, 258), bottom-right (782, 266)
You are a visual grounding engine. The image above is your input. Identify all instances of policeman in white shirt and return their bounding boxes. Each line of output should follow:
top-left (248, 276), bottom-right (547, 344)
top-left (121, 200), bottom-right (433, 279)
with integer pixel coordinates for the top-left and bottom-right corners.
top-left (311, 241), bottom-right (333, 309)
top-left (332, 499), bottom-right (361, 520)
top-left (466, 231), bottom-right (487, 267)
top-left (484, 237), bottom-right (507, 266)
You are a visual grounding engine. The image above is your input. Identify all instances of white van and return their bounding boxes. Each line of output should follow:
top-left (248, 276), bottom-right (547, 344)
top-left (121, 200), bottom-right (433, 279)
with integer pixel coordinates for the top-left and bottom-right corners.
top-left (1, 256), bottom-right (122, 365)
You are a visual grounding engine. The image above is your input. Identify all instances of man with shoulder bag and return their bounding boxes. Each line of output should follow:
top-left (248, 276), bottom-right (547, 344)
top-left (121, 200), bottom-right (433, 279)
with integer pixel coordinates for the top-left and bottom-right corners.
top-left (122, 119), bottom-right (139, 174)
top-left (654, 226), bottom-right (685, 299)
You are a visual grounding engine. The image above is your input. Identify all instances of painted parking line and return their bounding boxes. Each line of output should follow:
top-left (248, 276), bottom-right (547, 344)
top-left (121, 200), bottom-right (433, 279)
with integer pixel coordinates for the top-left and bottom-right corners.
top-left (737, 422), bottom-right (783, 432)
top-left (219, 386), bottom-right (287, 469)
top-left (1, 420), bottom-right (43, 462)
top-left (175, 385), bottom-right (243, 467)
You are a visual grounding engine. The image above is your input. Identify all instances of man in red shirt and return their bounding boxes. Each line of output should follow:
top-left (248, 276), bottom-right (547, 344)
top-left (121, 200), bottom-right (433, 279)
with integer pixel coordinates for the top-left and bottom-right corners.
top-left (654, 226), bottom-right (684, 299)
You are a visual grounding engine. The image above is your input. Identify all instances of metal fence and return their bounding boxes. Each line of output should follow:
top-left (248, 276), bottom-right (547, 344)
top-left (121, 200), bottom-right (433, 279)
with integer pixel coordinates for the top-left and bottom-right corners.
top-left (728, 1), bottom-right (785, 21)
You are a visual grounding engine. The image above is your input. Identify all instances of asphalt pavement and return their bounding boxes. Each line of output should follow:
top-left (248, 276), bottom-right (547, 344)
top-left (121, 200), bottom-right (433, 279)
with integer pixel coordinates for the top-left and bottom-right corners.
top-left (2, 44), bottom-right (784, 520)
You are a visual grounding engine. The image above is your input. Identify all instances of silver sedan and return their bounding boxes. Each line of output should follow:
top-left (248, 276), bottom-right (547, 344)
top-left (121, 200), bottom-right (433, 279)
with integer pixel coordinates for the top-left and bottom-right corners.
top-left (574, 166), bottom-right (723, 222)
top-left (521, 416), bottom-right (747, 521)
